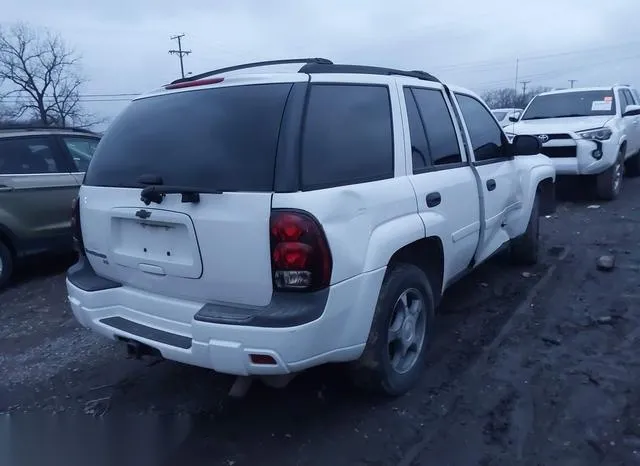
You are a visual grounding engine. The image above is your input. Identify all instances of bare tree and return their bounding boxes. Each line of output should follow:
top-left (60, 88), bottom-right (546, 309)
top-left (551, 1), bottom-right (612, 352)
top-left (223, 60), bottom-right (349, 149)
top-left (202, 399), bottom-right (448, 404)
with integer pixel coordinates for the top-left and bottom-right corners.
top-left (0, 23), bottom-right (96, 127)
top-left (482, 86), bottom-right (552, 110)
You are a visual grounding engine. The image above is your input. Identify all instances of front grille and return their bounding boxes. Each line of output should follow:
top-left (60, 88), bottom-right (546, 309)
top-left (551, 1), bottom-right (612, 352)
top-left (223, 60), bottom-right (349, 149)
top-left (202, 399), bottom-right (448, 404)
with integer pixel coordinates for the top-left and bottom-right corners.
top-left (541, 146), bottom-right (577, 158)
top-left (543, 134), bottom-right (572, 141)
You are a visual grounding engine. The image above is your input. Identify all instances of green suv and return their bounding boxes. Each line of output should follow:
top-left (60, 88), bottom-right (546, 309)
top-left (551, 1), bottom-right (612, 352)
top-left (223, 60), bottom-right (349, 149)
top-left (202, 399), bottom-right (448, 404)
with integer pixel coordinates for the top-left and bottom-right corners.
top-left (0, 126), bottom-right (101, 288)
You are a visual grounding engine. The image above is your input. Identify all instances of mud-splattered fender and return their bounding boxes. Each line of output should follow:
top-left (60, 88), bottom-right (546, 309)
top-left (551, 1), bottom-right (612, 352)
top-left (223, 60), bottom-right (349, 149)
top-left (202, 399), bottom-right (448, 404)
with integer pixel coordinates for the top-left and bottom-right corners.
top-left (505, 154), bottom-right (556, 238)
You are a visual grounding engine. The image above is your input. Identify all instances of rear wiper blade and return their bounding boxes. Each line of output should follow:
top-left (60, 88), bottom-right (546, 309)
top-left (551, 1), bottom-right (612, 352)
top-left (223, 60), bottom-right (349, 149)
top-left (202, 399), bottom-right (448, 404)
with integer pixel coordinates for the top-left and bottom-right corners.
top-left (140, 185), bottom-right (223, 205)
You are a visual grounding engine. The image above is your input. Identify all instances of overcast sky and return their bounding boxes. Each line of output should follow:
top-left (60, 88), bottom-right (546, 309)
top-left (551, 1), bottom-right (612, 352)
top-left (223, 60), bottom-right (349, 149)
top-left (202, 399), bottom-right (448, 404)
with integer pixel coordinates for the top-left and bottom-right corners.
top-left (3, 0), bottom-right (640, 128)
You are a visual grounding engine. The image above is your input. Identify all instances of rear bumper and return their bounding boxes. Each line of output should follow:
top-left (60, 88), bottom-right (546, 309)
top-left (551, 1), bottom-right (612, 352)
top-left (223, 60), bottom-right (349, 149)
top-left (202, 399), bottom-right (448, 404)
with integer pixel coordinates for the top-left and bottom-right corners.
top-left (66, 259), bottom-right (385, 376)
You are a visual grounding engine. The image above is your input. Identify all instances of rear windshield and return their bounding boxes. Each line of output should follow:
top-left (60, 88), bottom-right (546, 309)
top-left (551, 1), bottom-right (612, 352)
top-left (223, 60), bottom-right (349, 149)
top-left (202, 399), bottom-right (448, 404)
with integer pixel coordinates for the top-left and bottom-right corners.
top-left (84, 83), bottom-right (293, 191)
top-left (521, 90), bottom-right (616, 120)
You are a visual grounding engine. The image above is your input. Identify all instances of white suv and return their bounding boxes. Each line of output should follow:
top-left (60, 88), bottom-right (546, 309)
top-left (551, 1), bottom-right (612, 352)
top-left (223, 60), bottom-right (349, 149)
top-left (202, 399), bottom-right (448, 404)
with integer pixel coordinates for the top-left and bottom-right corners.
top-left (491, 107), bottom-right (523, 127)
top-left (505, 86), bottom-right (640, 200)
top-left (66, 58), bottom-right (556, 396)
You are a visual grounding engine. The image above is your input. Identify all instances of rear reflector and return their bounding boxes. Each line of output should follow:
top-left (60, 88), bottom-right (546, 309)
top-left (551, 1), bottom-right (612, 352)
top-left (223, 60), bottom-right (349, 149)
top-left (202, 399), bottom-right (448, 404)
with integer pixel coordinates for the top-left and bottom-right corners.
top-left (250, 354), bottom-right (277, 365)
top-left (165, 77), bottom-right (224, 90)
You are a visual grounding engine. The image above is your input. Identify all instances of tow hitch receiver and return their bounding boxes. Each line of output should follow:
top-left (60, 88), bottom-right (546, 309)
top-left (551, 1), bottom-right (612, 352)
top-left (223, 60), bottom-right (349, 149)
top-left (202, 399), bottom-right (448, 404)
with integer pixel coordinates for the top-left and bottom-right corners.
top-left (117, 337), bottom-right (163, 360)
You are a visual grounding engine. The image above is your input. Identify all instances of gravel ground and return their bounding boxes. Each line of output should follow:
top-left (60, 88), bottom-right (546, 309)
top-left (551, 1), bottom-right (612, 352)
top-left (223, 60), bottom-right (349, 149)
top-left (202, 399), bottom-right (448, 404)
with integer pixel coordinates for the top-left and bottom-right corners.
top-left (1, 177), bottom-right (639, 466)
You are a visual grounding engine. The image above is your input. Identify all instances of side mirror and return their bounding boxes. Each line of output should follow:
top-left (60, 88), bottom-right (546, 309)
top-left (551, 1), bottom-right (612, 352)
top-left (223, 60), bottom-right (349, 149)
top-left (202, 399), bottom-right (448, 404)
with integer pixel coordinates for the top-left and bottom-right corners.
top-left (508, 115), bottom-right (519, 122)
top-left (512, 134), bottom-right (541, 156)
top-left (623, 104), bottom-right (640, 117)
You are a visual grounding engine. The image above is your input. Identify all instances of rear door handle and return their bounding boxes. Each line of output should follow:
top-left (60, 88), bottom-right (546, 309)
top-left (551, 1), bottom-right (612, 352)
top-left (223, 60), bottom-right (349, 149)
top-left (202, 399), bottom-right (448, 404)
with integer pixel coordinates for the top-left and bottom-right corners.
top-left (0, 185), bottom-right (14, 192)
top-left (426, 192), bottom-right (441, 208)
top-left (486, 179), bottom-right (497, 191)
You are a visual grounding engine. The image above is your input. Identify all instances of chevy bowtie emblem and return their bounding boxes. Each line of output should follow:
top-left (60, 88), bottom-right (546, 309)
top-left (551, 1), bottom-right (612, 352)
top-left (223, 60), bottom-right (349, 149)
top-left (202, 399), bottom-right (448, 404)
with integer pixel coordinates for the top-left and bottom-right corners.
top-left (135, 209), bottom-right (151, 219)
top-left (537, 134), bottom-right (549, 143)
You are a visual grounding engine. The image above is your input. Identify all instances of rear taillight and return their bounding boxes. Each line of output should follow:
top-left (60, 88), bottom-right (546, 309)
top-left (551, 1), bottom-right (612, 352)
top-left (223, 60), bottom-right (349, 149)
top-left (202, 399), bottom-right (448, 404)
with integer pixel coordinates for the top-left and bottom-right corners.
top-left (71, 197), bottom-right (84, 254)
top-left (269, 210), bottom-right (332, 291)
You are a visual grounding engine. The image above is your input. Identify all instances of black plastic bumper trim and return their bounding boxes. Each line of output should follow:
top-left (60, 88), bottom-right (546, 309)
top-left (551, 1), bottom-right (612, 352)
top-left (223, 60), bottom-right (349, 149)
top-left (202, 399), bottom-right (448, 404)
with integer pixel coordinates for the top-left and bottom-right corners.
top-left (67, 256), bottom-right (122, 292)
top-left (100, 316), bottom-right (192, 349)
top-left (194, 289), bottom-right (330, 328)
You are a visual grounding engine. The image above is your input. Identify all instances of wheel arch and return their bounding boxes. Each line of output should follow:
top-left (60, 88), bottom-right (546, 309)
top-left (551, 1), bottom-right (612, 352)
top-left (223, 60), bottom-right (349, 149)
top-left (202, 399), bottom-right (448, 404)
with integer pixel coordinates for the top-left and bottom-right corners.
top-left (0, 223), bottom-right (17, 258)
top-left (387, 236), bottom-right (445, 306)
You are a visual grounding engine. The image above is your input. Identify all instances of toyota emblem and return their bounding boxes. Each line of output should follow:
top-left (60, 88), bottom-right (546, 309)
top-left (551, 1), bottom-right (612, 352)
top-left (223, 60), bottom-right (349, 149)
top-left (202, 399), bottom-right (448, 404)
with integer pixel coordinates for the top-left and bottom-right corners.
top-left (537, 134), bottom-right (549, 143)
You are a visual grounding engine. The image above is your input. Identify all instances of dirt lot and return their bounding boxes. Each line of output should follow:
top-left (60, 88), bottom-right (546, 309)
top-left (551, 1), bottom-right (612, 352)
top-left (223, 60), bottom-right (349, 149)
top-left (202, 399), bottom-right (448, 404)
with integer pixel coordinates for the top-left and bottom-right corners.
top-left (1, 178), bottom-right (639, 466)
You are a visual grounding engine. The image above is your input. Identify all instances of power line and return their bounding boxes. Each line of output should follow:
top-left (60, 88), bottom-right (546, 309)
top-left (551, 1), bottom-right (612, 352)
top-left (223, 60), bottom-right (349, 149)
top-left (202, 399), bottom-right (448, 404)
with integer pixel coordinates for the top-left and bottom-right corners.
top-left (475, 51), bottom-right (640, 88)
top-left (169, 34), bottom-right (192, 79)
top-left (435, 39), bottom-right (640, 73)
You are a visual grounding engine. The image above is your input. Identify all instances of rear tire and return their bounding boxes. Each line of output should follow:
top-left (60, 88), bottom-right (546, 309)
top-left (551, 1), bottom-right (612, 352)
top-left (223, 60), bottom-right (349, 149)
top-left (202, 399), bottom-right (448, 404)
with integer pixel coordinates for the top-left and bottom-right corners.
top-left (0, 240), bottom-right (13, 290)
top-left (624, 151), bottom-right (640, 178)
top-left (510, 193), bottom-right (540, 266)
top-left (596, 150), bottom-right (624, 200)
top-left (349, 263), bottom-right (435, 397)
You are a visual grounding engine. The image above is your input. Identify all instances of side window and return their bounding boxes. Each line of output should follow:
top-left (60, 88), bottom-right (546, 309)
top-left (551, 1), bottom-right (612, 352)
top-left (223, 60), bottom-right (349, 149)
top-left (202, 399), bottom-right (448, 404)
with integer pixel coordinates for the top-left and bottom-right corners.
top-left (455, 93), bottom-right (507, 162)
top-left (0, 137), bottom-right (65, 175)
top-left (623, 89), bottom-right (636, 108)
top-left (62, 137), bottom-right (100, 172)
top-left (412, 88), bottom-right (462, 166)
top-left (301, 84), bottom-right (393, 190)
top-left (403, 88), bottom-right (431, 172)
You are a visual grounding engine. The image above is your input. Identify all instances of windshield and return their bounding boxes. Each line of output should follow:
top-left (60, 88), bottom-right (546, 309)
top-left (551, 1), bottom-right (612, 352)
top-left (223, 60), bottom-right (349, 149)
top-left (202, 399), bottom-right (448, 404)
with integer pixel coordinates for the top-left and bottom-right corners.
top-left (492, 111), bottom-right (507, 120)
top-left (522, 90), bottom-right (616, 120)
top-left (84, 83), bottom-right (293, 192)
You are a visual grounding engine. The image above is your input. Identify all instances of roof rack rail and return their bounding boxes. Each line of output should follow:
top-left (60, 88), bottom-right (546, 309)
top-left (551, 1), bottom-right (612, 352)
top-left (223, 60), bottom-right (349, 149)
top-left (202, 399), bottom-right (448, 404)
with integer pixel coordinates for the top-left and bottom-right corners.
top-left (298, 63), bottom-right (440, 83)
top-left (171, 57), bottom-right (334, 84)
top-left (0, 124), bottom-right (97, 134)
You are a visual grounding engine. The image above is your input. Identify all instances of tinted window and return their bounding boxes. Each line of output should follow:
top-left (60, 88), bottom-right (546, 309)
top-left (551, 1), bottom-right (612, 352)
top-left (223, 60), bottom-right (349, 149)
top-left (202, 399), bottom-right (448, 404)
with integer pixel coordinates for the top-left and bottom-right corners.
top-left (521, 90), bottom-right (616, 120)
top-left (412, 88), bottom-right (462, 165)
top-left (301, 84), bottom-right (393, 189)
top-left (456, 94), bottom-right (507, 162)
top-left (403, 89), bottom-right (431, 171)
top-left (63, 137), bottom-right (100, 172)
top-left (622, 89), bottom-right (636, 108)
top-left (0, 137), bottom-right (64, 174)
top-left (84, 83), bottom-right (293, 191)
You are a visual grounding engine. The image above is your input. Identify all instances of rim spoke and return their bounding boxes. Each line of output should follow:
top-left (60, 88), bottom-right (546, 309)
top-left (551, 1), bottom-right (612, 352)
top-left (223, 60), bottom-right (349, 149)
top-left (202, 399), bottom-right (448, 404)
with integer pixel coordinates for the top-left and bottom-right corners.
top-left (388, 321), bottom-right (402, 342)
top-left (408, 299), bottom-right (422, 316)
top-left (388, 289), bottom-right (427, 373)
top-left (400, 339), bottom-right (412, 359)
top-left (399, 293), bottom-right (409, 315)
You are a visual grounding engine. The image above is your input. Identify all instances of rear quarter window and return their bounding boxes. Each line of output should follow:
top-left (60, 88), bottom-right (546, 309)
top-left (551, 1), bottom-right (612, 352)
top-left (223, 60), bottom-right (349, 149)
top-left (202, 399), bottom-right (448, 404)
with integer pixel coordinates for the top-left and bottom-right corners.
top-left (300, 84), bottom-right (394, 190)
top-left (84, 83), bottom-right (293, 192)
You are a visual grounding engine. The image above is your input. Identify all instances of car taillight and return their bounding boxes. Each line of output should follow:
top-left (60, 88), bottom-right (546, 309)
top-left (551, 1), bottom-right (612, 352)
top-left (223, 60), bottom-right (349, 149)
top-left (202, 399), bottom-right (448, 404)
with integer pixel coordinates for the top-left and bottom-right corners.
top-left (71, 197), bottom-right (84, 254)
top-left (269, 210), bottom-right (332, 291)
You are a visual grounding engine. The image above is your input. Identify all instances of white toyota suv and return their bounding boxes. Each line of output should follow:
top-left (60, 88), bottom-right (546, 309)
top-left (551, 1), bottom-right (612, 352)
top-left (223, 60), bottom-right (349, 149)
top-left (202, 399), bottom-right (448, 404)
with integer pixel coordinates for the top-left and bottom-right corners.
top-left (505, 86), bottom-right (640, 200)
top-left (491, 107), bottom-right (523, 127)
top-left (66, 58), bottom-right (556, 396)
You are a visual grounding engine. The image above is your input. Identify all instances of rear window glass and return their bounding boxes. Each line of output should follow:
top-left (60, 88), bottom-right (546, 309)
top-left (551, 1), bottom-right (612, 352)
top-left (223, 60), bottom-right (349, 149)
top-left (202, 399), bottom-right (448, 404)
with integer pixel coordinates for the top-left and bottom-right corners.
top-left (301, 84), bottom-right (393, 190)
top-left (84, 83), bottom-right (293, 191)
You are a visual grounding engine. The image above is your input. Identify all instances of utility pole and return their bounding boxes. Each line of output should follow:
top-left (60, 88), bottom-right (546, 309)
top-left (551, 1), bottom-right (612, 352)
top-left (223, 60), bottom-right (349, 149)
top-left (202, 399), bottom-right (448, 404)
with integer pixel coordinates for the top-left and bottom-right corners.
top-left (520, 80), bottom-right (531, 96)
top-left (569, 79), bottom-right (577, 88)
top-left (169, 34), bottom-right (192, 79)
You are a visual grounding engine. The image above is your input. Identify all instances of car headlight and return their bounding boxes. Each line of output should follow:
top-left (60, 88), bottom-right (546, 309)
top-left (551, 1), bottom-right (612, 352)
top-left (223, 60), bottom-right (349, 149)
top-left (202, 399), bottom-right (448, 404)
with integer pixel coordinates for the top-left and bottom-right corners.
top-left (577, 128), bottom-right (612, 141)
top-left (504, 132), bottom-right (515, 143)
